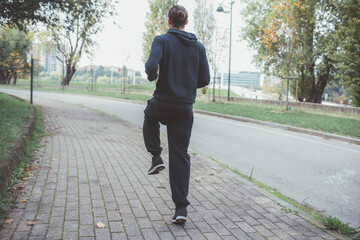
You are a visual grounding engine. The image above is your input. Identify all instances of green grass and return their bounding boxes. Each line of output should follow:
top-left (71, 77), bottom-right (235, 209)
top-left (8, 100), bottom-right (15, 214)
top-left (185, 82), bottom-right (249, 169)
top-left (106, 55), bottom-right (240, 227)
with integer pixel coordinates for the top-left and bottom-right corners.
top-left (205, 87), bottom-right (241, 97)
top-left (194, 100), bottom-right (360, 139)
top-left (0, 94), bottom-right (29, 162)
top-left (322, 216), bottom-right (359, 238)
top-left (0, 106), bottom-right (44, 219)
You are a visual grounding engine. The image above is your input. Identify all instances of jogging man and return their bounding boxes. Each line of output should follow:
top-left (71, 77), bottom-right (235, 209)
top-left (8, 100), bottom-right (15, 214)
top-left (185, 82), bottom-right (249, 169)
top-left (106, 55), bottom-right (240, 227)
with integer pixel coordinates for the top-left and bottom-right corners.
top-left (143, 5), bottom-right (210, 224)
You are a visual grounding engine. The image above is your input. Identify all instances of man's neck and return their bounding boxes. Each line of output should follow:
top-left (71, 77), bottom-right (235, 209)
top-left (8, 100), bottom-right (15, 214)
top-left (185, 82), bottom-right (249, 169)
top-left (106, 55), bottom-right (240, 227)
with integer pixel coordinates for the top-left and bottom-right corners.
top-left (169, 26), bottom-right (185, 31)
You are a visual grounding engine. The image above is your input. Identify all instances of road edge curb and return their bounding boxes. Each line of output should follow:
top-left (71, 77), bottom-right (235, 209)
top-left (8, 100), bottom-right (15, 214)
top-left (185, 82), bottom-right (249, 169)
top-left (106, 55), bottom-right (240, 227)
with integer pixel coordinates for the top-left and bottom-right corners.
top-left (0, 95), bottom-right (36, 194)
top-left (194, 109), bottom-right (360, 146)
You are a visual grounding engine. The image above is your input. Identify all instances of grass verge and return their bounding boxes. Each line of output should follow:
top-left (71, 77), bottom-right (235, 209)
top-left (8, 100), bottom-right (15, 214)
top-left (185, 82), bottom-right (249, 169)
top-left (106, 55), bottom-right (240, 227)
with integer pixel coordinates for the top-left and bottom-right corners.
top-left (207, 155), bottom-right (359, 239)
top-left (0, 94), bottom-right (29, 162)
top-left (194, 100), bottom-right (360, 139)
top-left (0, 106), bottom-right (44, 220)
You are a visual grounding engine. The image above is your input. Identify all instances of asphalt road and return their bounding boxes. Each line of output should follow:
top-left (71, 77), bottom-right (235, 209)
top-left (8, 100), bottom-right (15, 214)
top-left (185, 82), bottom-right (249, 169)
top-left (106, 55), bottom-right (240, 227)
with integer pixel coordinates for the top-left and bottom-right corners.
top-left (2, 88), bottom-right (360, 228)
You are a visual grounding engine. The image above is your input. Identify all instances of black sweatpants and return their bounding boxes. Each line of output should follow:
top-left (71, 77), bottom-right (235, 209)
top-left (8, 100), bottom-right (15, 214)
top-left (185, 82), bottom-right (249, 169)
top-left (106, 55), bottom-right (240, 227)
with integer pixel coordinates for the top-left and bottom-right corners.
top-left (143, 98), bottom-right (193, 208)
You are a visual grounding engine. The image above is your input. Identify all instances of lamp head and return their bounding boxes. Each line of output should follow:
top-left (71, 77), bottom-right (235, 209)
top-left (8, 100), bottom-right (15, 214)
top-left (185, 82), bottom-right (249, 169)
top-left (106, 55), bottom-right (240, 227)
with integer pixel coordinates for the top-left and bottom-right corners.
top-left (216, 5), bottom-right (224, 12)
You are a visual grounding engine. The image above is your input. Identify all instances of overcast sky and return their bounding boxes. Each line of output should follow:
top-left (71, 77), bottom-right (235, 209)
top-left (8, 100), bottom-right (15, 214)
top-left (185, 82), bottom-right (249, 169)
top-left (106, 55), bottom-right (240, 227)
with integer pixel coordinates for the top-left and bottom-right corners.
top-left (78, 0), bottom-right (258, 75)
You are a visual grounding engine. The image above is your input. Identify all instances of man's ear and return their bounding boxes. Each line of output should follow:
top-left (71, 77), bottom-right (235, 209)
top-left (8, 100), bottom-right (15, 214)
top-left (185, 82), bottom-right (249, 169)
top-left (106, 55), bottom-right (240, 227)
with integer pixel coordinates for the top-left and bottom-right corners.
top-left (185, 19), bottom-right (188, 26)
top-left (168, 18), bottom-right (172, 27)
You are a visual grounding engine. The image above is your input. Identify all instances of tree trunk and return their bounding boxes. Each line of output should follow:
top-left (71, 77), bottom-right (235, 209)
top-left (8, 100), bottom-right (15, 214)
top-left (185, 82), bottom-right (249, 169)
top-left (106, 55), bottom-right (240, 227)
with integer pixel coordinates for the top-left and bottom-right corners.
top-left (62, 63), bottom-right (76, 86)
top-left (5, 73), bottom-right (12, 85)
top-left (212, 70), bottom-right (216, 102)
top-left (305, 56), bottom-right (331, 103)
top-left (0, 72), bottom-right (5, 84)
top-left (12, 71), bottom-right (17, 85)
top-left (201, 87), bottom-right (206, 95)
top-left (298, 65), bottom-right (305, 102)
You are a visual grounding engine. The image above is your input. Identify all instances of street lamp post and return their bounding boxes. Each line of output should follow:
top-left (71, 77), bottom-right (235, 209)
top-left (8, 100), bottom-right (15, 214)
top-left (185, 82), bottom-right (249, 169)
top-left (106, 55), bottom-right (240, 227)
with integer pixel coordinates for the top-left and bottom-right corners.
top-left (217, 1), bottom-right (235, 101)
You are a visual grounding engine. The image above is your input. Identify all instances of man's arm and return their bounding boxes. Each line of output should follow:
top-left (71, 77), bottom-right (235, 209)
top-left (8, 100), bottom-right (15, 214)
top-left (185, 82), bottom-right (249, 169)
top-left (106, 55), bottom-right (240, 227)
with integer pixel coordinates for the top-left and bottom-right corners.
top-left (145, 36), bottom-right (163, 81)
top-left (197, 45), bottom-right (210, 88)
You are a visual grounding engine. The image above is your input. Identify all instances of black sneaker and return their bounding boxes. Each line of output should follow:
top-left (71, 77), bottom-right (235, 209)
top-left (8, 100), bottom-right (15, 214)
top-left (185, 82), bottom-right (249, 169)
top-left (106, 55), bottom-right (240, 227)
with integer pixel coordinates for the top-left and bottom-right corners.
top-left (148, 155), bottom-right (165, 175)
top-left (172, 207), bottom-right (187, 225)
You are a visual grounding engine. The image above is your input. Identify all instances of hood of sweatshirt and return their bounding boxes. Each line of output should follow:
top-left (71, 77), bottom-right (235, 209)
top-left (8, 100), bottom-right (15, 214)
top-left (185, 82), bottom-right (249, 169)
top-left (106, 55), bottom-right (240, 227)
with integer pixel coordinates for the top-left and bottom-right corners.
top-left (167, 29), bottom-right (197, 46)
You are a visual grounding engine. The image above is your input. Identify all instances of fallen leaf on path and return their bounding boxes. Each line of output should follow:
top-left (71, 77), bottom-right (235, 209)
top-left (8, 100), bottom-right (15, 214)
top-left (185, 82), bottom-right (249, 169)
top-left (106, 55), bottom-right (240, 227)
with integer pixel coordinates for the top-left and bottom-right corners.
top-left (27, 221), bottom-right (36, 226)
top-left (29, 174), bottom-right (34, 177)
top-left (5, 219), bottom-right (14, 224)
top-left (96, 222), bottom-right (106, 228)
top-left (22, 177), bottom-right (29, 181)
top-left (194, 176), bottom-right (203, 182)
top-left (51, 158), bottom-right (56, 161)
top-left (209, 171), bottom-right (216, 176)
top-left (156, 186), bottom-right (166, 189)
top-left (211, 167), bottom-right (222, 172)
top-left (39, 154), bottom-right (44, 156)
top-left (21, 199), bottom-right (28, 203)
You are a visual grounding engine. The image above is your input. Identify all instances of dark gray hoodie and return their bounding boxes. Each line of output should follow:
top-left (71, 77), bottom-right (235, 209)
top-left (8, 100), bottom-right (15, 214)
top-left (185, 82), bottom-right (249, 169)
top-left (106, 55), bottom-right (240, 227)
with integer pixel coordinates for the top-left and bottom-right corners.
top-left (145, 28), bottom-right (210, 108)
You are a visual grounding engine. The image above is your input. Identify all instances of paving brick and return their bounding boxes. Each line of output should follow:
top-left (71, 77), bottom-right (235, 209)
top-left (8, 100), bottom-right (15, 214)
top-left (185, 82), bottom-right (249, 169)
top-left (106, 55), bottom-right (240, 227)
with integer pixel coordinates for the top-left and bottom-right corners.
top-left (62, 231), bottom-right (79, 239)
top-left (253, 225), bottom-right (275, 237)
top-left (64, 220), bottom-right (79, 232)
top-left (247, 232), bottom-right (267, 240)
top-left (11, 231), bottom-right (29, 240)
top-left (29, 223), bottom-right (48, 236)
top-left (141, 228), bottom-right (160, 240)
top-left (137, 217), bottom-right (153, 229)
top-left (125, 223), bottom-right (142, 237)
top-left (109, 221), bottom-right (125, 232)
top-left (203, 232), bottom-right (222, 240)
top-left (158, 231), bottom-right (175, 240)
top-left (194, 221), bottom-right (215, 233)
top-left (79, 225), bottom-right (95, 237)
top-left (236, 221), bottom-right (256, 233)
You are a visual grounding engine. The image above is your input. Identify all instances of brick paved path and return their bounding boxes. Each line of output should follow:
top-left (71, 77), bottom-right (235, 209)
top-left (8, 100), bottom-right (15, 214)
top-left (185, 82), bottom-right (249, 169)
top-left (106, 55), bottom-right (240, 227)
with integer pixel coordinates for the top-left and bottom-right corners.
top-left (0, 99), bottom-right (340, 239)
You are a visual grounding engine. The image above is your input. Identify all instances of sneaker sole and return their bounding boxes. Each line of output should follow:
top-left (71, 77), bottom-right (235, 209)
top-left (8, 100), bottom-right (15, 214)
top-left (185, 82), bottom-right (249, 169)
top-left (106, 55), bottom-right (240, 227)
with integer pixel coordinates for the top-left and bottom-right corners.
top-left (148, 164), bottom-right (165, 175)
top-left (172, 216), bottom-right (186, 224)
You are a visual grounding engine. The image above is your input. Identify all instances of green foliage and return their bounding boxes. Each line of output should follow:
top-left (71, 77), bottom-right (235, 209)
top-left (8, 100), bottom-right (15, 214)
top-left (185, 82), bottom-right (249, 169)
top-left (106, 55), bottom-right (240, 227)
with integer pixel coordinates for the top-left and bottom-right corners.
top-left (283, 208), bottom-right (299, 214)
top-left (333, 0), bottom-right (360, 106)
top-left (242, 0), bottom-right (360, 105)
top-left (0, 27), bottom-right (31, 85)
top-left (193, 0), bottom-right (215, 52)
top-left (142, 0), bottom-right (178, 63)
top-left (322, 216), bottom-right (359, 238)
top-left (0, 94), bottom-right (28, 162)
top-left (0, 0), bottom-right (68, 30)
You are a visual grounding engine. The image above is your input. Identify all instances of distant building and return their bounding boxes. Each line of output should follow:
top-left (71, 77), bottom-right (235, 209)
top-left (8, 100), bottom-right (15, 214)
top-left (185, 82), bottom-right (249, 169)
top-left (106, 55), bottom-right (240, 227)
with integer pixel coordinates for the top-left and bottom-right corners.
top-left (77, 65), bottom-right (123, 75)
top-left (218, 71), bottom-right (261, 87)
top-left (38, 46), bottom-right (63, 73)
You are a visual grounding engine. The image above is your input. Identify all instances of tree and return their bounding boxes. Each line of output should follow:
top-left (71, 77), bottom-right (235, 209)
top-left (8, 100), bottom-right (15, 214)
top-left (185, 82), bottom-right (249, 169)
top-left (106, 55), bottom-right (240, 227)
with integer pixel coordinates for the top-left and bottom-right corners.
top-left (193, 0), bottom-right (216, 94)
top-left (208, 26), bottom-right (229, 101)
top-left (303, 0), bottom-right (337, 103)
top-left (142, 0), bottom-right (178, 63)
top-left (241, 0), bottom-right (337, 104)
top-left (0, 28), bottom-right (31, 85)
top-left (0, 0), bottom-right (68, 30)
top-left (49, 0), bottom-right (116, 86)
top-left (333, 0), bottom-right (360, 106)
